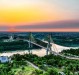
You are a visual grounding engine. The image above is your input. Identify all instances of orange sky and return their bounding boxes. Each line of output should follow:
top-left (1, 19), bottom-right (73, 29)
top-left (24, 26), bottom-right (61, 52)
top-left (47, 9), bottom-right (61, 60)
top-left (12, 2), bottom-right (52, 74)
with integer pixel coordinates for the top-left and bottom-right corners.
top-left (0, 0), bottom-right (79, 32)
top-left (0, 7), bottom-right (59, 26)
top-left (0, 5), bottom-right (68, 26)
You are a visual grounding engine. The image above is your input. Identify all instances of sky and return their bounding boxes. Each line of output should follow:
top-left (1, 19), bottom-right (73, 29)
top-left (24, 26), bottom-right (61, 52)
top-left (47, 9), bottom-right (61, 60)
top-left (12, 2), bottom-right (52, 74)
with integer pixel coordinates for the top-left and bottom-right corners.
top-left (0, 0), bottom-right (79, 32)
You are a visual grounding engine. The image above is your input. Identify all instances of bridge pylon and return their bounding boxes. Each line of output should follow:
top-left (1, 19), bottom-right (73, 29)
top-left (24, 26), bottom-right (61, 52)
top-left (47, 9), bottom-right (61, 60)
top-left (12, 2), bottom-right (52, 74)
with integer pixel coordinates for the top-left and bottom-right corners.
top-left (46, 33), bottom-right (52, 55)
top-left (28, 32), bottom-right (35, 54)
top-left (46, 33), bottom-right (58, 55)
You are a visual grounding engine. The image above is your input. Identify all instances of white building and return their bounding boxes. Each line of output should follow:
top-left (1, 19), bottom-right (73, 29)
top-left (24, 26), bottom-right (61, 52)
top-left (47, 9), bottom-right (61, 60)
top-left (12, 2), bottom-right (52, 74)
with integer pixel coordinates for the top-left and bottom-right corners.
top-left (0, 56), bottom-right (10, 63)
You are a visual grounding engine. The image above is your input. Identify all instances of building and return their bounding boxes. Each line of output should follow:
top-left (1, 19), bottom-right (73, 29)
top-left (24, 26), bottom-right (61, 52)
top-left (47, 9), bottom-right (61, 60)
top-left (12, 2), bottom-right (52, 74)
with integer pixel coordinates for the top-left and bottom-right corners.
top-left (0, 56), bottom-right (10, 63)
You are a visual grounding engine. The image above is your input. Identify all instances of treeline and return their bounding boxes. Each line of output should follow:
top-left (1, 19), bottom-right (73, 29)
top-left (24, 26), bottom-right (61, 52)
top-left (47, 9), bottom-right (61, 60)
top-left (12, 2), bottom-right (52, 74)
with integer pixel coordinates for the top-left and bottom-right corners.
top-left (61, 49), bottom-right (79, 56)
top-left (53, 36), bottom-right (79, 47)
top-left (0, 41), bottom-right (41, 52)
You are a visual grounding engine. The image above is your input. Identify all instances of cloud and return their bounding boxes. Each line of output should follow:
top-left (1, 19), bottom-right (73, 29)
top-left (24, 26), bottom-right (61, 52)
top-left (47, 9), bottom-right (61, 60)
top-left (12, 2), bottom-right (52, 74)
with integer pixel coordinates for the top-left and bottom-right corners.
top-left (0, 26), bottom-right (10, 31)
top-left (0, 20), bottom-right (79, 32)
top-left (15, 20), bottom-right (79, 29)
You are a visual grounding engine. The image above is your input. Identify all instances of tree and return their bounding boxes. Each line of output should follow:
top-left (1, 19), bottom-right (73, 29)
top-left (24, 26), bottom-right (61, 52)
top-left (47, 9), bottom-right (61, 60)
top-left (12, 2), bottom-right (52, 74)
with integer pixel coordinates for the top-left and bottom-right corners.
top-left (47, 68), bottom-right (58, 75)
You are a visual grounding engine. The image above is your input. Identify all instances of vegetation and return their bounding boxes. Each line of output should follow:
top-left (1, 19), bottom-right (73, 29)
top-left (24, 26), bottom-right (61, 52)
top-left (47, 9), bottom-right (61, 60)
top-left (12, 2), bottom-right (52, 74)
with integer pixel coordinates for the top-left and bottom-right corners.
top-left (0, 61), bottom-right (35, 75)
top-left (35, 38), bottom-right (48, 47)
top-left (0, 56), bottom-right (44, 75)
top-left (0, 38), bottom-right (49, 52)
top-left (61, 49), bottom-right (79, 56)
top-left (0, 41), bottom-right (41, 52)
top-left (51, 35), bottom-right (79, 47)
top-left (0, 53), bottom-right (79, 75)
top-left (0, 55), bottom-right (59, 75)
top-left (11, 54), bottom-right (79, 75)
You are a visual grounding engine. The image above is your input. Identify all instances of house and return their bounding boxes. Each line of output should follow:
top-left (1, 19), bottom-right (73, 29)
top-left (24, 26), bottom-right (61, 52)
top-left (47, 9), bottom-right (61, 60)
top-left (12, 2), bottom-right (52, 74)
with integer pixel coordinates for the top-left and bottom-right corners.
top-left (0, 56), bottom-right (10, 63)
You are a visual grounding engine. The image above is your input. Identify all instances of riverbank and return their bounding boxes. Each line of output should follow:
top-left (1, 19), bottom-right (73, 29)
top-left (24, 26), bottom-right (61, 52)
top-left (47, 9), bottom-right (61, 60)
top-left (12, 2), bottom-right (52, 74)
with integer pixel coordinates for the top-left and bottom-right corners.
top-left (0, 43), bottom-right (79, 57)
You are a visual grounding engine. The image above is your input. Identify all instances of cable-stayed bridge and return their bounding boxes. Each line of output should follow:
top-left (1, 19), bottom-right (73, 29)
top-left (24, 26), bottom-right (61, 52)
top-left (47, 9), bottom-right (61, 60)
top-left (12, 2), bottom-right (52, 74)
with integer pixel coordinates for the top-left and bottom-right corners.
top-left (7, 32), bottom-right (79, 60)
top-left (23, 32), bottom-right (58, 55)
top-left (23, 32), bottom-right (79, 60)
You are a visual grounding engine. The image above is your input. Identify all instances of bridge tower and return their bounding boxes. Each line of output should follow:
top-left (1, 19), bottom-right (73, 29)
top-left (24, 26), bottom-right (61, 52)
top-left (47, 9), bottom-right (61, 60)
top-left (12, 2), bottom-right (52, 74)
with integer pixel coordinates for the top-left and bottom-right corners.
top-left (46, 33), bottom-right (58, 55)
top-left (46, 33), bottom-right (52, 55)
top-left (28, 32), bottom-right (35, 54)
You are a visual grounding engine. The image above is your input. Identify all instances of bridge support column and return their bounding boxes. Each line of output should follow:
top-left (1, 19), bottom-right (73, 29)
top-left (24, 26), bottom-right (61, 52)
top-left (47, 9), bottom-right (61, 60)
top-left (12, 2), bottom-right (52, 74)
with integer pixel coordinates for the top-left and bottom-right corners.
top-left (28, 32), bottom-right (34, 54)
top-left (46, 33), bottom-right (53, 55)
top-left (46, 48), bottom-right (49, 55)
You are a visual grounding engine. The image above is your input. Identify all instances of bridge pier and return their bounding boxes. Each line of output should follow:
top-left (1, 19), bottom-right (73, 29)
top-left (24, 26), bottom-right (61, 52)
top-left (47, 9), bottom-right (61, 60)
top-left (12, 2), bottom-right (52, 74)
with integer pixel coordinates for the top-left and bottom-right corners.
top-left (46, 48), bottom-right (49, 55)
top-left (28, 40), bottom-right (33, 54)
